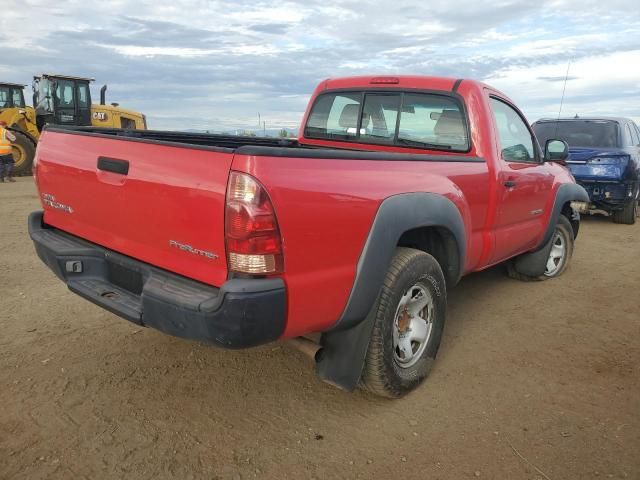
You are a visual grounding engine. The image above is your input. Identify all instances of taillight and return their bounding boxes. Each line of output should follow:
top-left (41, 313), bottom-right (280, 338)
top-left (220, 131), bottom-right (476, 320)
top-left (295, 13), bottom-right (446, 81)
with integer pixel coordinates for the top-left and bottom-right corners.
top-left (225, 171), bottom-right (283, 275)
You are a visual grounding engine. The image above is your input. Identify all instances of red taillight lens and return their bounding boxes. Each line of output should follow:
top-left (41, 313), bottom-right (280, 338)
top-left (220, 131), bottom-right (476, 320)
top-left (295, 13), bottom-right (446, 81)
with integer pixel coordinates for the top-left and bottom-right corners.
top-left (225, 171), bottom-right (283, 274)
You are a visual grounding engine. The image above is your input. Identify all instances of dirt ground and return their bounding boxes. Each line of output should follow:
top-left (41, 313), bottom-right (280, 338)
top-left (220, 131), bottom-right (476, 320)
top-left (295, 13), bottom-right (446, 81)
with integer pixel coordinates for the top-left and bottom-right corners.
top-left (0, 177), bottom-right (638, 480)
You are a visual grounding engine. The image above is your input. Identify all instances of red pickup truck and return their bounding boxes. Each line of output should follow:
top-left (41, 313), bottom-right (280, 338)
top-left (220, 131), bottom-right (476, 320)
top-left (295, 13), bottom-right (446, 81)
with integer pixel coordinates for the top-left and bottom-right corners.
top-left (29, 75), bottom-right (588, 397)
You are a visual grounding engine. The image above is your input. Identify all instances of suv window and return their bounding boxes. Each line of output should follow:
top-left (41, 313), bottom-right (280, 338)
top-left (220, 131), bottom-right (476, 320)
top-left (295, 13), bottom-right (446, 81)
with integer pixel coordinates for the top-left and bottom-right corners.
top-left (532, 120), bottom-right (620, 148)
top-left (625, 123), bottom-right (638, 147)
top-left (490, 97), bottom-right (536, 162)
top-left (304, 91), bottom-right (469, 152)
top-left (633, 123), bottom-right (640, 146)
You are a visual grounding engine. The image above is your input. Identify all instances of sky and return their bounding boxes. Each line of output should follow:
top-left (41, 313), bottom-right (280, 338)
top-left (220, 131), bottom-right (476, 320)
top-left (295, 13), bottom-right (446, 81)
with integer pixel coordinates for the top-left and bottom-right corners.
top-left (1, 0), bottom-right (639, 132)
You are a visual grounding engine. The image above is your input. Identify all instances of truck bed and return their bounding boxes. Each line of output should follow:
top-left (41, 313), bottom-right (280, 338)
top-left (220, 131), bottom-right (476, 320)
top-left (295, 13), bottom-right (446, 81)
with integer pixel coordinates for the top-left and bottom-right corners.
top-left (47, 126), bottom-right (485, 162)
top-left (47, 125), bottom-right (301, 151)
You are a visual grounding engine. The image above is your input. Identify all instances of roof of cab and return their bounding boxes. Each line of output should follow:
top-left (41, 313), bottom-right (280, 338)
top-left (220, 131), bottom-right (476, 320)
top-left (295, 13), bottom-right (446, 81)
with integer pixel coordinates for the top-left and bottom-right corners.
top-left (35, 73), bottom-right (95, 82)
top-left (320, 75), bottom-right (477, 92)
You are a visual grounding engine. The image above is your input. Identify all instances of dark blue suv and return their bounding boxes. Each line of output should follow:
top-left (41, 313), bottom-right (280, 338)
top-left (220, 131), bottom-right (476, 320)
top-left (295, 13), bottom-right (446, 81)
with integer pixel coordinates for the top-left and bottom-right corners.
top-left (533, 117), bottom-right (640, 224)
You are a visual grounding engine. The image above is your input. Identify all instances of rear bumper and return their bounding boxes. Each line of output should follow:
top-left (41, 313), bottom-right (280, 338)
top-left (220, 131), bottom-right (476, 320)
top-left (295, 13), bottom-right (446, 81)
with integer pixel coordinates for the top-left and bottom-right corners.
top-left (575, 180), bottom-right (636, 211)
top-left (28, 211), bottom-right (286, 348)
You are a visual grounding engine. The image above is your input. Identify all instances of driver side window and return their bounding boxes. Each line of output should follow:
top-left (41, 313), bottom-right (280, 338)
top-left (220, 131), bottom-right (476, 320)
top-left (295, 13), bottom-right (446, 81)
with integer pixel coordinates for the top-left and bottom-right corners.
top-left (490, 97), bottom-right (536, 163)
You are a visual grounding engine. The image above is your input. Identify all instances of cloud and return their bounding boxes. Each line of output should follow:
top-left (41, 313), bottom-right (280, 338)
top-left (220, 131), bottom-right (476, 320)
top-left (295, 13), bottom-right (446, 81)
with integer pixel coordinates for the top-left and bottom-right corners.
top-left (1, 0), bottom-right (639, 130)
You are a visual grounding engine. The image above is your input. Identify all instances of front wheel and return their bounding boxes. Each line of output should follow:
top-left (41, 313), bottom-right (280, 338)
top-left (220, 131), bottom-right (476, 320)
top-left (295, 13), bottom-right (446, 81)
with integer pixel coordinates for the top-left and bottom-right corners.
top-left (362, 248), bottom-right (447, 398)
top-left (10, 130), bottom-right (36, 176)
top-left (507, 215), bottom-right (575, 281)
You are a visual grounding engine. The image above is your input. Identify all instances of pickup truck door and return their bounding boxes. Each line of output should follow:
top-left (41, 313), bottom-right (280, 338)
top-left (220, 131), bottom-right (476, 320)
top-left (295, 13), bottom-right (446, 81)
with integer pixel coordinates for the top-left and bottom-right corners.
top-left (488, 96), bottom-right (554, 264)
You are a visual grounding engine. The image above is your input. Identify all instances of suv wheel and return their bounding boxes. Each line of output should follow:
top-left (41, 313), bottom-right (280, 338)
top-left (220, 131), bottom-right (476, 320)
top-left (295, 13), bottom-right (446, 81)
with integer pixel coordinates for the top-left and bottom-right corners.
top-left (612, 190), bottom-right (638, 225)
top-left (362, 247), bottom-right (447, 398)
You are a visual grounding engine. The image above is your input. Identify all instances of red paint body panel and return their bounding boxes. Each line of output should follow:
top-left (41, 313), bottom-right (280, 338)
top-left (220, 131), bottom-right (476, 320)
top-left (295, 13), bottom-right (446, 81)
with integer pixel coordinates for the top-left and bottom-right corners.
top-left (33, 75), bottom-right (579, 341)
top-left (232, 154), bottom-right (490, 338)
top-left (35, 131), bottom-right (231, 286)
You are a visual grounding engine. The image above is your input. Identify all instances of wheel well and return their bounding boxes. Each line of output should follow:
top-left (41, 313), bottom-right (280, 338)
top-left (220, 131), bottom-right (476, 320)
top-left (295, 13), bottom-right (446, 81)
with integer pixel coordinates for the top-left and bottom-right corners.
top-left (561, 202), bottom-right (580, 239)
top-left (397, 226), bottom-right (460, 285)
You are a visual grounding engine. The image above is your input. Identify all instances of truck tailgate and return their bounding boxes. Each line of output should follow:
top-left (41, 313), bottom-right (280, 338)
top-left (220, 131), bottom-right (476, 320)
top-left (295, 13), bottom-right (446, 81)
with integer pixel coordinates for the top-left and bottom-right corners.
top-left (35, 130), bottom-right (232, 287)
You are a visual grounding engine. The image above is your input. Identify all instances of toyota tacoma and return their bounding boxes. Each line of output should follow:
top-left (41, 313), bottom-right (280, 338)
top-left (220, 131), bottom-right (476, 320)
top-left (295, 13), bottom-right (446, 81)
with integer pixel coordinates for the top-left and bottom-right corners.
top-left (29, 76), bottom-right (588, 397)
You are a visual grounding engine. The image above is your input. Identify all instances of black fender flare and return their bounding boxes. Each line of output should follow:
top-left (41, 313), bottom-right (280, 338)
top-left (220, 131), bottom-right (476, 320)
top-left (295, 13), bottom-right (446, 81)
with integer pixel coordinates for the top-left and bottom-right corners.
top-left (316, 192), bottom-right (466, 390)
top-left (539, 183), bottom-right (589, 248)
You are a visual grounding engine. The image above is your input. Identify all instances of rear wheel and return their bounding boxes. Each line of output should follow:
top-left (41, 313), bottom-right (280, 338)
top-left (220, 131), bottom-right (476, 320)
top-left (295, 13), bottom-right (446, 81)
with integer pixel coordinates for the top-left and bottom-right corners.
top-left (10, 130), bottom-right (36, 176)
top-left (362, 248), bottom-right (447, 398)
top-left (612, 189), bottom-right (638, 225)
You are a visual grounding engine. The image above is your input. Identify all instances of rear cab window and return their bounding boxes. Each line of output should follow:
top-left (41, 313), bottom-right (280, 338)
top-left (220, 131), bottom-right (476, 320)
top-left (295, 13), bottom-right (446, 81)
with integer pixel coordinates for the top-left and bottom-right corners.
top-left (304, 90), bottom-right (470, 152)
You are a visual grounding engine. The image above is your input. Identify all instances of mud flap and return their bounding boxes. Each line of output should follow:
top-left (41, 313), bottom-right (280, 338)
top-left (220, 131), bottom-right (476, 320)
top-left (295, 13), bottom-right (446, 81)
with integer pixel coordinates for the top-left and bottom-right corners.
top-left (511, 233), bottom-right (555, 278)
top-left (316, 308), bottom-right (377, 391)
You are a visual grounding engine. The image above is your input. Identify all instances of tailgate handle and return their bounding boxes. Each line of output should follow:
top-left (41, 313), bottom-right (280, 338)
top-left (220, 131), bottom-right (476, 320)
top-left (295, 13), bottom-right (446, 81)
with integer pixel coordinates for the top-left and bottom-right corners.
top-left (97, 157), bottom-right (129, 175)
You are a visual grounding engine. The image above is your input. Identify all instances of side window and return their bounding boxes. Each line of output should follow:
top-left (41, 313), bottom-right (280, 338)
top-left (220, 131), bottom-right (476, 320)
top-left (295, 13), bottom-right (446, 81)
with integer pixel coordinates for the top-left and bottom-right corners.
top-left (0, 87), bottom-right (8, 108)
top-left (633, 123), bottom-right (640, 146)
top-left (360, 94), bottom-right (400, 144)
top-left (490, 97), bottom-right (536, 162)
top-left (305, 93), bottom-right (362, 139)
top-left (624, 124), bottom-right (632, 146)
top-left (11, 88), bottom-right (23, 107)
top-left (77, 84), bottom-right (89, 108)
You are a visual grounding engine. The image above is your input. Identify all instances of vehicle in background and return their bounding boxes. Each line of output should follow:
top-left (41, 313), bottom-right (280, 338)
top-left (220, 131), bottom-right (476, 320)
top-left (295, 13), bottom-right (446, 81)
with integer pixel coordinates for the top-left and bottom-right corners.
top-left (532, 117), bottom-right (640, 224)
top-left (0, 74), bottom-right (147, 176)
top-left (29, 76), bottom-right (588, 397)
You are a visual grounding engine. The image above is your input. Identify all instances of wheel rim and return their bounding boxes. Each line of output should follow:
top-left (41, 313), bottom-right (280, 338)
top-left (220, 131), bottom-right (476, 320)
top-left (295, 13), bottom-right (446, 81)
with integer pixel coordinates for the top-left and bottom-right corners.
top-left (544, 230), bottom-right (566, 277)
top-left (11, 144), bottom-right (25, 169)
top-left (392, 282), bottom-right (434, 368)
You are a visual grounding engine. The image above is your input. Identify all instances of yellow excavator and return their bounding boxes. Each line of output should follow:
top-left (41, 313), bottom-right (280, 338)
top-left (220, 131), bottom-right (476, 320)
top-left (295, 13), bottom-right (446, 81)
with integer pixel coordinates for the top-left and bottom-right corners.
top-left (0, 74), bottom-right (147, 175)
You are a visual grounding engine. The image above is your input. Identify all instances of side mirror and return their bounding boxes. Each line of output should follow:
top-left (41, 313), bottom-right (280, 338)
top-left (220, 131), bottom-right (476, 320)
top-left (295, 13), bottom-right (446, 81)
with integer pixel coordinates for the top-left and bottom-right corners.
top-left (544, 139), bottom-right (569, 163)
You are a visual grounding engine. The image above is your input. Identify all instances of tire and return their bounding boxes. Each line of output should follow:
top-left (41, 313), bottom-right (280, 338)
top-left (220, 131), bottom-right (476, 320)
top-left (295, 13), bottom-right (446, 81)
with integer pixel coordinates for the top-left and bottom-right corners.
top-left (9, 130), bottom-right (36, 176)
top-left (362, 247), bottom-right (447, 398)
top-left (611, 195), bottom-right (638, 225)
top-left (507, 215), bottom-right (574, 281)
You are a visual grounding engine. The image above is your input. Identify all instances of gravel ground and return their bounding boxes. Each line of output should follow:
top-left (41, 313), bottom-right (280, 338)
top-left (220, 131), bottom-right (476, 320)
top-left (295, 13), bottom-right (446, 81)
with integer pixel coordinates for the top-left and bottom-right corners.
top-left (1, 177), bottom-right (638, 479)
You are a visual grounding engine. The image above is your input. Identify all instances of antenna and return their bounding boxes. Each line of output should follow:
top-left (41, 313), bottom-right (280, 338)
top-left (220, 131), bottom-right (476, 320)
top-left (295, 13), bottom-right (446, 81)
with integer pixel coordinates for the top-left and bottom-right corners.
top-left (554, 60), bottom-right (571, 138)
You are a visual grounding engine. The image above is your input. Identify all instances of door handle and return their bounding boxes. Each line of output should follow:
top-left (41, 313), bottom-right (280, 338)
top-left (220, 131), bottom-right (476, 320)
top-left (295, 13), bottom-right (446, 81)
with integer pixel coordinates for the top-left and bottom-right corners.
top-left (503, 180), bottom-right (517, 188)
top-left (97, 157), bottom-right (129, 175)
